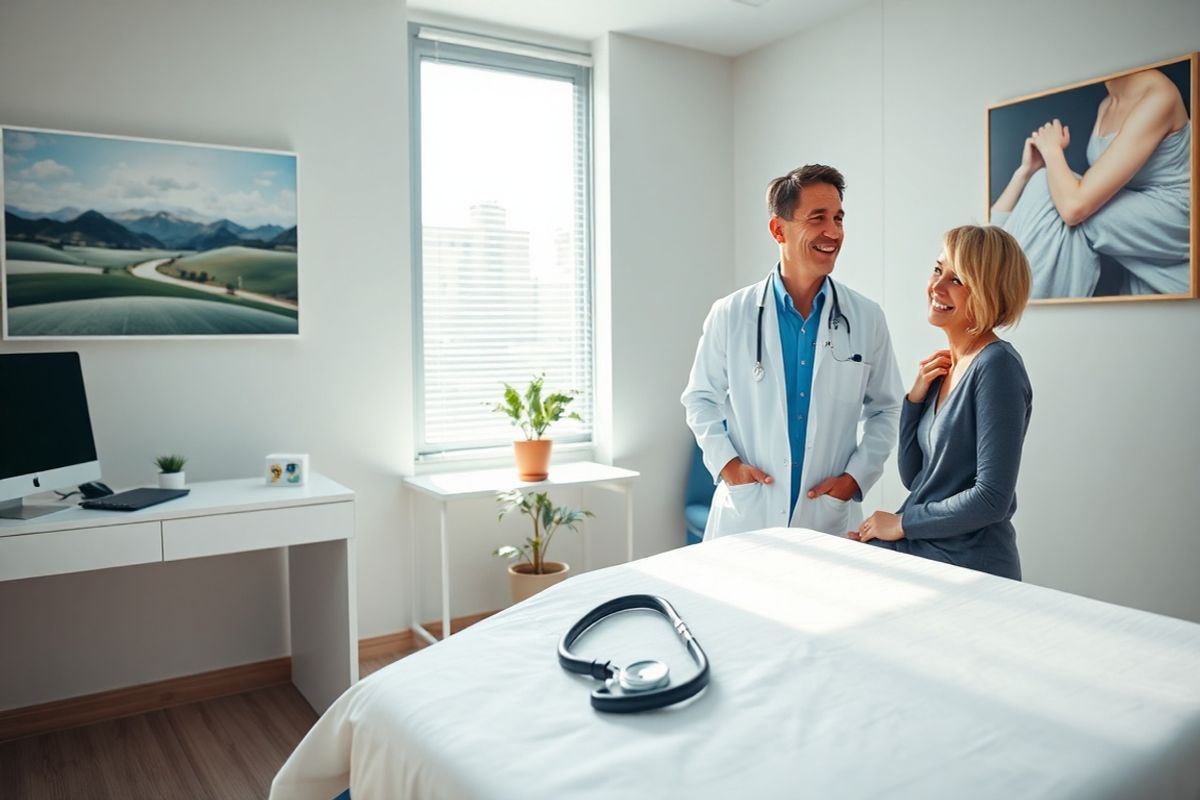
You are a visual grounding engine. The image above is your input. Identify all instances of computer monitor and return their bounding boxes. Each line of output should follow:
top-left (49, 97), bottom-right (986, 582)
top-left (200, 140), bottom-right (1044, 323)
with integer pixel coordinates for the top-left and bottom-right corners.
top-left (0, 351), bottom-right (101, 520)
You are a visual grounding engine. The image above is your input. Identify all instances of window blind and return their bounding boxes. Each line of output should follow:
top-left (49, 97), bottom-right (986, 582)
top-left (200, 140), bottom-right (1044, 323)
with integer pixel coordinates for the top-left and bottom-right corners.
top-left (412, 31), bottom-right (593, 457)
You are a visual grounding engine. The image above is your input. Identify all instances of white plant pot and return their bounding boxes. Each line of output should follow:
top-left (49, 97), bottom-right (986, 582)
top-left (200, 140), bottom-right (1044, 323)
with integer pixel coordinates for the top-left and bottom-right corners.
top-left (158, 471), bottom-right (186, 490)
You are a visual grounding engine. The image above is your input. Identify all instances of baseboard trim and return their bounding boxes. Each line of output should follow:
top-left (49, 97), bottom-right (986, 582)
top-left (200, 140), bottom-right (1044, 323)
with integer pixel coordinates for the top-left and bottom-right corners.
top-left (3, 611), bottom-right (500, 743)
top-left (358, 629), bottom-right (415, 661)
top-left (0, 656), bottom-right (291, 743)
top-left (414, 610), bottom-right (498, 646)
top-left (359, 610), bottom-right (498, 660)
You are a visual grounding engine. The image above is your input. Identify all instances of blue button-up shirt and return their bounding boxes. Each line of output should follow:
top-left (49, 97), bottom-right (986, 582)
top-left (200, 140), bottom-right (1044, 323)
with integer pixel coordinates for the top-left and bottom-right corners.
top-left (773, 269), bottom-right (826, 517)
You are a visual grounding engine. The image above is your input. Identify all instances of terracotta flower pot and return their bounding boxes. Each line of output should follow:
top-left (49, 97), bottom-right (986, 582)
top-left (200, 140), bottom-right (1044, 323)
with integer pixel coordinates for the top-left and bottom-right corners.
top-left (507, 560), bottom-right (570, 604)
top-left (513, 439), bottom-right (552, 481)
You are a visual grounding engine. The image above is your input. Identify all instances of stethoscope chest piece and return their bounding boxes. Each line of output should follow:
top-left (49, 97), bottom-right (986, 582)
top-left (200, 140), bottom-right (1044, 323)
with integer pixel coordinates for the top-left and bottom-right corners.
top-left (752, 362), bottom-right (765, 382)
top-left (619, 660), bottom-right (670, 692)
top-left (558, 594), bottom-right (710, 713)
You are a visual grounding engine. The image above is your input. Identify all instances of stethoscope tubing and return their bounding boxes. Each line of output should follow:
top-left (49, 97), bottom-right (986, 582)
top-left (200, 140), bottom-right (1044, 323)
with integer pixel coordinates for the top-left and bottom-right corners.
top-left (755, 272), bottom-right (853, 379)
top-left (558, 594), bottom-right (710, 713)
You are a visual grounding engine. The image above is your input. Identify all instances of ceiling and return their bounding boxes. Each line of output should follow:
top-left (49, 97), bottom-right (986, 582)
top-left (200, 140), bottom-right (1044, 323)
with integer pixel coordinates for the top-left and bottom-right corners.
top-left (406, 0), bottom-right (867, 58)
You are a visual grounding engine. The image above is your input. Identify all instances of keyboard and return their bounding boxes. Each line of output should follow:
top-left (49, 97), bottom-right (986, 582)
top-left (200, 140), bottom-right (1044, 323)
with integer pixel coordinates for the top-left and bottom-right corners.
top-left (80, 488), bottom-right (190, 511)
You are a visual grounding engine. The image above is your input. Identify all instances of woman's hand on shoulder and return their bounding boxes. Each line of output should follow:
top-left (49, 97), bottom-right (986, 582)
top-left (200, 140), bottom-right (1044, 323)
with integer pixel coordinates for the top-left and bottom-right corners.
top-left (907, 349), bottom-right (950, 404)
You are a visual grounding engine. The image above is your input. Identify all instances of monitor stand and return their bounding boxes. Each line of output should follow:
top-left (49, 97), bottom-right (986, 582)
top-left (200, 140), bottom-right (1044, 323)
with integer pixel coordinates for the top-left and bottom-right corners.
top-left (0, 497), bottom-right (71, 520)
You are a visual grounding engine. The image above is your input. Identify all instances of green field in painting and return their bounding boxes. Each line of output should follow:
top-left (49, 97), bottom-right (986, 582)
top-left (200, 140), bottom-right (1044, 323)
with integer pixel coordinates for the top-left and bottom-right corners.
top-left (6, 272), bottom-right (297, 319)
top-left (63, 246), bottom-right (181, 269)
top-left (5, 242), bottom-right (86, 265)
top-left (5, 242), bottom-right (180, 269)
top-left (172, 247), bottom-right (297, 299)
top-left (7, 296), bottom-right (297, 336)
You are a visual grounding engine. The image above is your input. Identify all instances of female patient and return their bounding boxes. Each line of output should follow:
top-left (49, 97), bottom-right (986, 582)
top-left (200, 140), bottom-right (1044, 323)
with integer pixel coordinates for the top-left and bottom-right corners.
top-left (852, 226), bottom-right (1032, 579)
top-left (992, 66), bottom-right (1190, 297)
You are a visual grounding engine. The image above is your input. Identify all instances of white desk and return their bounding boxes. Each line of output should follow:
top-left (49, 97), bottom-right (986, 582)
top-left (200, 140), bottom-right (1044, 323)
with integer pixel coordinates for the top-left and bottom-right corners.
top-left (0, 473), bottom-right (358, 714)
top-left (404, 461), bottom-right (639, 645)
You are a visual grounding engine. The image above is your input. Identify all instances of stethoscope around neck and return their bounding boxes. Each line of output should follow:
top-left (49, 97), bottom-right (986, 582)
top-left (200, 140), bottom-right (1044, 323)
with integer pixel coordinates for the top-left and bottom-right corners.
top-left (558, 594), bottom-right (710, 713)
top-left (753, 271), bottom-right (862, 382)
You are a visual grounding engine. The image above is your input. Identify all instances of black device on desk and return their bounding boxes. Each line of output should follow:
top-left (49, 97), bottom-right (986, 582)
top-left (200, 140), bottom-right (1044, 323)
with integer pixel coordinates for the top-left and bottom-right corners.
top-left (78, 481), bottom-right (113, 499)
top-left (80, 488), bottom-right (190, 511)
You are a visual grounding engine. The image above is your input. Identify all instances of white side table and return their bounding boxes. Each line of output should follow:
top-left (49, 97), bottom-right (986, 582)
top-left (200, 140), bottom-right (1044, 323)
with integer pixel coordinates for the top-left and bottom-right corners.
top-left (403, 461), bottom-right (639, 645)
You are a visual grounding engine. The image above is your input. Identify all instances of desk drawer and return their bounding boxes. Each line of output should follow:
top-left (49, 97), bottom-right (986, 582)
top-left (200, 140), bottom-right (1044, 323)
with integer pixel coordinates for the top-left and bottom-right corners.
top-left (162, 501), bottom-right (353, 561)
top-left (0, 522), bottom-right (162, 582)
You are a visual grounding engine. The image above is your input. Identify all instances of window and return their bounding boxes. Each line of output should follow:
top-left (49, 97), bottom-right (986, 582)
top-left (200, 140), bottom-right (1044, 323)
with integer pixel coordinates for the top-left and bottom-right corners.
top-left (411, 26), bottom-right (593, 459)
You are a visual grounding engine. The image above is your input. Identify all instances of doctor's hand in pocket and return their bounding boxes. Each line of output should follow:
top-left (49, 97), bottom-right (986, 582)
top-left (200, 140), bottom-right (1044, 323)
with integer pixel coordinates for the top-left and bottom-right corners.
top-left (851, 511), bottom-right (904, 543)
top-left (721, 458), bottom-right (773, 487)
top-left (807, 473), bottom-right (859, 502)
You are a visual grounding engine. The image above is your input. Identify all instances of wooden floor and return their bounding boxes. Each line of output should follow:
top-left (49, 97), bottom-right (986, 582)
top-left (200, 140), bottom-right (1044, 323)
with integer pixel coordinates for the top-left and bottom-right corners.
top-left (0, 649), bottom-right (415, 800)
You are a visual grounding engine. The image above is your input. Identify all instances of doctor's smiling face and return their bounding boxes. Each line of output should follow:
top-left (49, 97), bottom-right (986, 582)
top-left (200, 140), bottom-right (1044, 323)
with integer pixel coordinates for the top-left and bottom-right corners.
top-left (771, 182), bottom-right (845, 280)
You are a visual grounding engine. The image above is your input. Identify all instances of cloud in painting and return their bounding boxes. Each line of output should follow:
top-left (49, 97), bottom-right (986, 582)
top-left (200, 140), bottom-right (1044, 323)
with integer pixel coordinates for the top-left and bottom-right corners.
top-left (24, 159), bottom-right (73, 179)
top-left (4, 131), bottom-right (296, 228)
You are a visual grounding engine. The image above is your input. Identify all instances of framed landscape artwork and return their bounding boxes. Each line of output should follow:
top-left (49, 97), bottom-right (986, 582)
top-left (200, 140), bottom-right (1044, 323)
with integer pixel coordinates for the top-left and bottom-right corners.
top-left (987, 53), bottom-right (1197, 304)
top-left (1, 126), bottom-right (298, 338)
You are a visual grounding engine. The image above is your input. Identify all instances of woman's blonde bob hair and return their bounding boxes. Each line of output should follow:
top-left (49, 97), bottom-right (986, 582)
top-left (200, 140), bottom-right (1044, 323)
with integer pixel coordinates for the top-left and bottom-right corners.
top-left (942, 225), bottom-right (1032, 333)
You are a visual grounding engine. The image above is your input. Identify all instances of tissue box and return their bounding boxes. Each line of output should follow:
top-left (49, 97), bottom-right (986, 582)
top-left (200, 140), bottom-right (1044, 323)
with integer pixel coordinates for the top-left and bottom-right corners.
top-left (266, 453), bottom-right (309, 486)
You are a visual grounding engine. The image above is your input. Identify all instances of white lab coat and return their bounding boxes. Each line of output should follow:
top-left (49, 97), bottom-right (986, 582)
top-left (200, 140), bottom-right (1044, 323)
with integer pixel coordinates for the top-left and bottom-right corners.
top-left (681, 272), bottom-right (903, 539)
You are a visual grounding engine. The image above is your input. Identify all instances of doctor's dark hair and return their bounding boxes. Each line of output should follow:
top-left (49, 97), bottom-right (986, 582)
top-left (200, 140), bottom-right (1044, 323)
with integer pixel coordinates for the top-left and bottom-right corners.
top-left (943, 225), bottom-right (1032, 333)
top-left (766, 165), bottom-right (846, 221)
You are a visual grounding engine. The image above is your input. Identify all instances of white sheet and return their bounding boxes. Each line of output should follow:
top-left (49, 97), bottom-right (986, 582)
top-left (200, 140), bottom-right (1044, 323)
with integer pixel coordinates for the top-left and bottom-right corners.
top-left (271, 529), bottom-right (1200, 800)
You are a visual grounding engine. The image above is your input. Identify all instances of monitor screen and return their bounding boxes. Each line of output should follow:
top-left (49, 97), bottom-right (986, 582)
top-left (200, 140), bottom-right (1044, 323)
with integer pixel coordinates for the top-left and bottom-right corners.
top-left (0, 351), bottom-right (99, 483)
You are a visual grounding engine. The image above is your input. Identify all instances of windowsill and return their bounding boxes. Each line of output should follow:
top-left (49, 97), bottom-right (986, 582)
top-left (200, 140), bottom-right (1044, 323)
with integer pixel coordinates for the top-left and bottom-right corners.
top-left (412, 441), bottom-right (596, 476)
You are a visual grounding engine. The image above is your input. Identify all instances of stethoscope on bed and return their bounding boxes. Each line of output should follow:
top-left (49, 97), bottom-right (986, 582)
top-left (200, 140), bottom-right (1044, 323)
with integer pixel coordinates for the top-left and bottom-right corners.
top-left (753, 273), bottom-right (863, 382)
top-left (558, 594), bottom-right (710, 713)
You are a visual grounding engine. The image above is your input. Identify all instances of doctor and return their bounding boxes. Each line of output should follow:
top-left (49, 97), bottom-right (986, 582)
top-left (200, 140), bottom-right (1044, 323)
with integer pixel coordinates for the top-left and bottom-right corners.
top-left (681, 164), bottom-right (903, 539)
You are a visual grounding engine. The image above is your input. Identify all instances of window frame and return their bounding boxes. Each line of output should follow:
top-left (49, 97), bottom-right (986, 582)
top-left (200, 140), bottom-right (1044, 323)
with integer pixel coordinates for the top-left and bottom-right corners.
top-left (409, 25), bottom-right (595, 463)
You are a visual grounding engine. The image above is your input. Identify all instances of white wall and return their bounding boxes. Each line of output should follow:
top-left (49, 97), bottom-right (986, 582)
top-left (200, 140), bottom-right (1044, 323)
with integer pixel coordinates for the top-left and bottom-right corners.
top-left (0, 4), bottom-right (734, 707)
top-left (0, 0), bottom-right (412, 709)
top-left (733, 0), bottom-right (1200, 622)
top-left (599, 32), bottom-right (735, 562)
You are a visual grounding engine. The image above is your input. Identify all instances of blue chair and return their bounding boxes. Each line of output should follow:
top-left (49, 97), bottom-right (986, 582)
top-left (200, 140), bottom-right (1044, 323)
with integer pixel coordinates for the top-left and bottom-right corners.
top-left (685, 443), bottom-right (715, 545)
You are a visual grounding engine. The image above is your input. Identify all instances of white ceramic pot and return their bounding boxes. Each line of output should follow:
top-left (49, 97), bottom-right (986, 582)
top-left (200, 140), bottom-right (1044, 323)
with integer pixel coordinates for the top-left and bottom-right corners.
top-left (507, 561), bottom-right (570, 604)
top-left (159, 471), bottom-right (186, 490)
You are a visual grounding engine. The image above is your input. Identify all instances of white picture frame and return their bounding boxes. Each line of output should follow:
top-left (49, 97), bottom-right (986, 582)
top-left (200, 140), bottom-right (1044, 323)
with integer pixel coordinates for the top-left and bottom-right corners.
top-left (2, 125), bottom-right (299, 338)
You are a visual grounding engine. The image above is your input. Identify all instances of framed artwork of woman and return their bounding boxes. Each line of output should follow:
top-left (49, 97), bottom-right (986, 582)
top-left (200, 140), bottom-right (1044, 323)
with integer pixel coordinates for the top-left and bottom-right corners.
top-left (988, 53), bottom-right (1197, 303)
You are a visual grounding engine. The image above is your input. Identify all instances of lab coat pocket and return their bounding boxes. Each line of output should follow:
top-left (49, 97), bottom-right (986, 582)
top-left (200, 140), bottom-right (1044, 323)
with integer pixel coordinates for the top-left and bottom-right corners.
top-left (724, 480), bottom-right (761, 506)
top-left (709, 481), bottom-right (766, 537)
top-left (812, 493), bottom-right (852, 536)
top-left (828, 360), bottom-right (869, 409)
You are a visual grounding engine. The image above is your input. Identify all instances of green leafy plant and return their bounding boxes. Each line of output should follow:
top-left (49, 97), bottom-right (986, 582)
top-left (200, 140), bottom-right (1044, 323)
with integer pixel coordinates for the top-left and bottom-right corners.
top-left (493, 488), bottom-right (593, 574)
top-left (154, 454), bottom-right (187, 473)
top-left (493, 375), bottom-right (582, 440)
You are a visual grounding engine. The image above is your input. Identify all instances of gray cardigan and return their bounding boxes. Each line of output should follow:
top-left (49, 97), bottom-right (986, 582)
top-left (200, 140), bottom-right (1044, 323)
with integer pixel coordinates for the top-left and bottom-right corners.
top-left (877, 340), bottom-right (1032, 579)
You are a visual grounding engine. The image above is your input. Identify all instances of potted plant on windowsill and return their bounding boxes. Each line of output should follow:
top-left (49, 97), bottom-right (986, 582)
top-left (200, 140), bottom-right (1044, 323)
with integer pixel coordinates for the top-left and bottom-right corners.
top-left (494, 375), bottom-right (581, 482)
top-left (494, 488), bottom-right (592, 604)
top-left (155, 454), bottom-right (187, 490)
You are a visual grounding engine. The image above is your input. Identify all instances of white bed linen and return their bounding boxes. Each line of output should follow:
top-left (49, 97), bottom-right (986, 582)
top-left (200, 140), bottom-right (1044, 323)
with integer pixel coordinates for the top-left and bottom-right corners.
top-left (271, 528), bottom-right (1200, 800)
